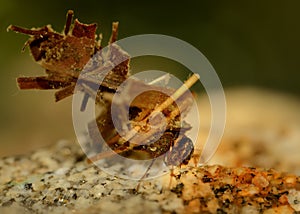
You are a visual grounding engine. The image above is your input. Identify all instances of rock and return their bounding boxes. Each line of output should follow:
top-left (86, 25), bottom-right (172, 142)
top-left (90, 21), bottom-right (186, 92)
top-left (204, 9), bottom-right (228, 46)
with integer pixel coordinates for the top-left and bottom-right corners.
top-left (0, 140), bottom-right (300, 213)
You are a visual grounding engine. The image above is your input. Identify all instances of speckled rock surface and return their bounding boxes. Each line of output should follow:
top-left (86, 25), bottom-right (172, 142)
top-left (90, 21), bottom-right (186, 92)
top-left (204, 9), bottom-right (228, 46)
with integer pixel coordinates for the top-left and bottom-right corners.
top-left (1, 140), bottom-right (300, 214)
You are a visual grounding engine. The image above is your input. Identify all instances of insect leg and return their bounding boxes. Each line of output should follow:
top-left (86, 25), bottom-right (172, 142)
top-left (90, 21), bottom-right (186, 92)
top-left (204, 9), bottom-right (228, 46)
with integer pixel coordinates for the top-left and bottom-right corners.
top-left (136, 159), bottom-right (156, 191)
top-left (168, 167), bottom-right (176, 189)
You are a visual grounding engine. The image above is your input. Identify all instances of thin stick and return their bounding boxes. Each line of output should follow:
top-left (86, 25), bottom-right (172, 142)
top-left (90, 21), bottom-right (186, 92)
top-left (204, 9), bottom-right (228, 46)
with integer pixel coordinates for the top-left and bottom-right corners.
top-left (148, 73), bottom-right (170, 85)
top-left (153, 73), bottom-right (199, 114)
top-left (109, 22), bottom-right (119, 44)
top-left (80, 93), bottom-right (90, 111)
top-left (17, 76), bottom-right (71, 90)
top-left (87, 143), bottom-right (140, 163)
top-left (7, 25), bottom-right (41, 35)
top-left (124, 73), bottom-right (199, 145)
top-left (64, 10), bottom-right (74, 35)
top-left (87, 147), bottom-right (128, 163)
top-left (55, 84), bottom-right (75, 102)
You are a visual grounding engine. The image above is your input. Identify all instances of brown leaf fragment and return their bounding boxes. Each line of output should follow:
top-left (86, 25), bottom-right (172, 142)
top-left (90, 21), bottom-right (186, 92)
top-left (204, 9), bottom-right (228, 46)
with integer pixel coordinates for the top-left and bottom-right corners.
top-left (55, 84), bottom-right (76, 102)
top-left (9, 10), bottom-right (130, 104)
top-left (17, 77), bottom-right (72, 90)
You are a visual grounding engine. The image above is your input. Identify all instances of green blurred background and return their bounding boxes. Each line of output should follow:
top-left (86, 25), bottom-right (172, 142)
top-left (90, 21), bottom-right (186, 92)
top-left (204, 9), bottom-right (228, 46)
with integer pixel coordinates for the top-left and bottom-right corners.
top-left (0, 0), bottom-right (299, 156)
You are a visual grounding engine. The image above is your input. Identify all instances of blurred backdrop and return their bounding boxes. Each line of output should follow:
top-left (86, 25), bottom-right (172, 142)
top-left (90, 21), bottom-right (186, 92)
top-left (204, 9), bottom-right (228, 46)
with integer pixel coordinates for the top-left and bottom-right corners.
top-left (0, 0), bottom-right (299, 156)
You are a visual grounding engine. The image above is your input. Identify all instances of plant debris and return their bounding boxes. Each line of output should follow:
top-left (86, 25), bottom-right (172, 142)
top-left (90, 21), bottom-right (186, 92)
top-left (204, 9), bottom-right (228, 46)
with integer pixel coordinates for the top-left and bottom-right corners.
top-left (8, 10), bottom-right (200, 180)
